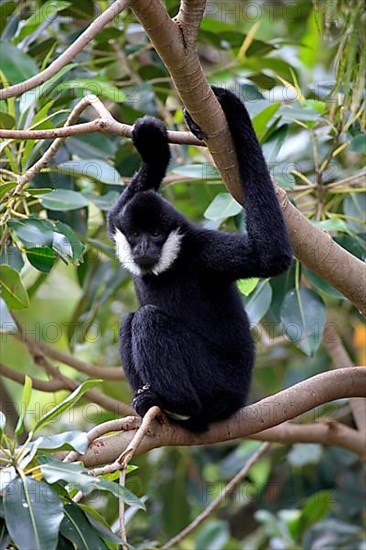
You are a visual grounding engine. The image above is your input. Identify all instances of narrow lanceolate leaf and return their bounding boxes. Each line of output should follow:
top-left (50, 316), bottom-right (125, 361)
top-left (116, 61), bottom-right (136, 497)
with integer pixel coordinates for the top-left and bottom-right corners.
top-left (33, 379), bottom-right (102, 433)
top-left (14, 375), bottom-right (32, 436)
top-left (280, 287), bottom-right (326, 356)
top-left (0, 411), bottom-right (6, 432)
top-left (0, 265), bottom-right (29, 309)
top-left (4, 477), bottom-right (64, 550)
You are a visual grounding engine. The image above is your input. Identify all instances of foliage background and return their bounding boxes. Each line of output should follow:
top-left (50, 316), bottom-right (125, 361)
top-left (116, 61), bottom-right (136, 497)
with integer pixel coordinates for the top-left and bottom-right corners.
top-left (0, 0), bottom-right (365, 548)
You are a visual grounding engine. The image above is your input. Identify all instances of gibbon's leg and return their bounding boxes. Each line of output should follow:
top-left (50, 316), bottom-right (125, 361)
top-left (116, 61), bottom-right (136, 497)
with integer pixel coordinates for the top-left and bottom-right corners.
top-left (130, 305), bottom-right (204, 421)
top-left (119, 313), bottom-right (144, 391)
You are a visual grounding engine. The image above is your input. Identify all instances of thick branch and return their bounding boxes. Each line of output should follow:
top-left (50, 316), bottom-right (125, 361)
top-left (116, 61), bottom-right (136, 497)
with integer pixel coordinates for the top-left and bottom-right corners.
top-left (276, 187), bottom-right (366, 314)
top-left (79, 368), bottom-right (366, 466)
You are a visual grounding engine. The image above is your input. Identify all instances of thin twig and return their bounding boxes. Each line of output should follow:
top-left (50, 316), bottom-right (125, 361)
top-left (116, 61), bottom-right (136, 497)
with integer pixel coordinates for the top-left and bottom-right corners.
top-left (63, 416), bottom-right (141, 463)
top-left (0, 0), bottom-right (130, 100)
top-left (119, 468), bottom-right (128, 550)
top-left (161, 442), bottom-right (271, 549)
top-left (88, 406), bottom-right (161, 477)
top-left (72, 407), bottom-right (160, 504)
top-left (36, 340), bottom-right (124, 380)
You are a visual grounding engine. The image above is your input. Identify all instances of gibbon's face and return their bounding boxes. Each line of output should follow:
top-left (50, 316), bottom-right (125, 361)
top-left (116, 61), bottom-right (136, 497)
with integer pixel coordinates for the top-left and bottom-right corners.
top-left (111, 193), bottom-right (183, 276)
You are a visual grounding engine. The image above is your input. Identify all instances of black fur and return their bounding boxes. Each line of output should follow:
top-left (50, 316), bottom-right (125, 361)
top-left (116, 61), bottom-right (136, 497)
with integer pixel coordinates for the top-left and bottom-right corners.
top-left (108, 87), bottom-right (292, 433)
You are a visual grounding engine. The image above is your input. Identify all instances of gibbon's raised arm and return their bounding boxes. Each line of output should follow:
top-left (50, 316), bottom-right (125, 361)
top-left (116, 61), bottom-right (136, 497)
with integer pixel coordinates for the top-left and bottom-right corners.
top-left (107, 116), bottom-right (170, 232)
top-left (188, 86), bottom-right (293, 279)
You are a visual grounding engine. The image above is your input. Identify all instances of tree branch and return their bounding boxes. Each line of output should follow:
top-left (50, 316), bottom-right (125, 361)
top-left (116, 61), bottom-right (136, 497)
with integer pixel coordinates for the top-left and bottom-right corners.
top-left (0, 363), bottom-right (65, 392)
top-left (77, 368), bottom-right (366, 467)
top-left (11, 320), bottom-right (133, 415)
top-left (36, 341), bottom-right (124, 380)
top-left (323, 323), bottom-right (366, 433)
top-left (161, 442), bottom-right (271, 549)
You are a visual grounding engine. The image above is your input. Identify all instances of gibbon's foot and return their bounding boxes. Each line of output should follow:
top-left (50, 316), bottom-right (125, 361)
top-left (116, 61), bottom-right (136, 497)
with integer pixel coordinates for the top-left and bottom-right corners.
top-left (183, 107), bottom-right (207, 141)
top-left (132, 388), bottom-right (156, 417)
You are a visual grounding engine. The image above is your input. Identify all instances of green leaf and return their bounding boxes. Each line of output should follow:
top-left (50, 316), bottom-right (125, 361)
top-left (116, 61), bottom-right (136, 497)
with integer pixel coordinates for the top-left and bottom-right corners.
top-left (33, 379), bottom-right (102, 433)
top-left (19, 64), bottom-right (76, 114)
top-left (244, 280), bottom-right (272, 326)
top-left (171, 164), bottom-right (220, 180)
top-left (0, 41), bottom-right (38, 83)
top-left (195, 520), bottom-right (229, 550)
top-left (4, 477), bottom-right (64, 550)
top-left (204, 193), bottom-right (242, 221)
top-left (55, 159), bottom-right (122, 185)
top-left (78, 505), bottom-right (122, 543)
top-left (14, 375), bottom-right (32, 436)
top-left (0, 181), bottom-right (17, 199)
top-left (298, 490), bottom-right (333, 535)
top-left (40, 190), bottom-right (89, 211)
top-left (344, 193), bottom-right (366, 233)
top-left (35, 431), bottom-right (89, 453)
top-left (82, 191), bottom-right (119, 211)
top-left (26, 247), bottom-right (57, 272)
top-left (312, 219), bottom-right (350, 234)
top-left (0, 412), bottom-right (6, 437)
top-left (262, 125), bottom-right (288, 162)
top-left (280, 288), bottom-right (326, 356)
top-left (349, 133), bottom-right (366, 153)
top-left (280, 105), bottom-right (322, 123)
top-left (40, 459), bottom-right (144, 508)
top-left (0, 111), bottom-right (15, 129)
top-left (288, 443), bottom-right (323, 467)
top-left (0, 468), bottom-right (17, 492)
top-left (0, 264), bottom-right (29, 309)
top-left (17, 1), bottom-right (71, 40)
top-left (53, 221), bottom-right (85, 265)
top-left (237, 278), bottom-right (259, 296)
top-left (0, 243), bottom-right (24, 271)
top-left (8, 218), bottom-right (53, 248)
top-left (252, 103), bottom-right (281, 140)
top-left (60, 504), bottom-right (109, 550)
top-left (304, 268), bottom-right (344, 300)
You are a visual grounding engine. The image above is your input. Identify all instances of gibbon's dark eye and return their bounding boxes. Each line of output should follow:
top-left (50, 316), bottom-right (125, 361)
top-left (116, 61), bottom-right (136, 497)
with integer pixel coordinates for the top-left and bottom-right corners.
top-left (130, 231), bottom-right (140, 239)
top-left (152, 230), bottom-right (161, 238)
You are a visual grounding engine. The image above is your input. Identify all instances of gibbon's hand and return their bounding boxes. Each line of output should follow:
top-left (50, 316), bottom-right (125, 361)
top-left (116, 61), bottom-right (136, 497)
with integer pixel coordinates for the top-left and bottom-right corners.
top-left (183, 107), bottom-right (207, 141)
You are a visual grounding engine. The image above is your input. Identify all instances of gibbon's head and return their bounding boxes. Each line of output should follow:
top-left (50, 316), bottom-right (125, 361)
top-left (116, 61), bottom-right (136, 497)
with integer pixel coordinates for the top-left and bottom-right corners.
top-left (110, 192), bottom-right (184, 276)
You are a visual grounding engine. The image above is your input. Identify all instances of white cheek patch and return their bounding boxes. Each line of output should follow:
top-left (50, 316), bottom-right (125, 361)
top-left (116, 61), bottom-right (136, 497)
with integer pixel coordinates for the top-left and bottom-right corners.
top-left (113, 229), bottom-right (142, 276)
top-left (152, 229), bottom-right (182, 275)
top-left (113, 228), bottom-right (182, 277)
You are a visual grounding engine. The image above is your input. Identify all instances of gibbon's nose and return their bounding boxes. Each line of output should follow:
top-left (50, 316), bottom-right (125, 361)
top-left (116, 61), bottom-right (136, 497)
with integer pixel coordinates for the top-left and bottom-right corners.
top-left (134, 255), bottom-right (157, 268)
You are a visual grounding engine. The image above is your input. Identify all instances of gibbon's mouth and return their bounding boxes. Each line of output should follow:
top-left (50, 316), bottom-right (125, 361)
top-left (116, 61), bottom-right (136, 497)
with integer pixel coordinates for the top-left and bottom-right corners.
top-left (134, 255), bottom-right (159, 268)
